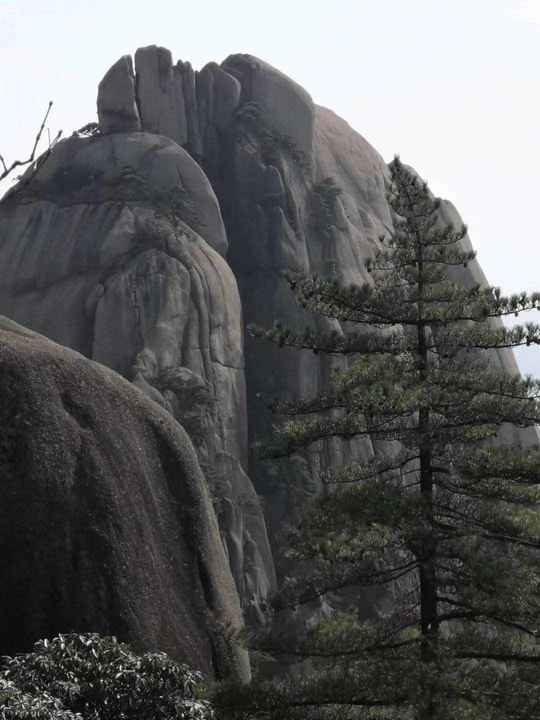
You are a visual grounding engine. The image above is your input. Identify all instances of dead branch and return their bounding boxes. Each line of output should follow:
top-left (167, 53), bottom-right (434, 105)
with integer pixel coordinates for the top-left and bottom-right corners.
top-left (0, 102), bottom-right (62, 182)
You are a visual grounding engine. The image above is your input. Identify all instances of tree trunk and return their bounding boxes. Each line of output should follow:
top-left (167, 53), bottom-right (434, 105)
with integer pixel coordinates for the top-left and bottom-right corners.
top-left (417, 245), bottom-right (438, 720)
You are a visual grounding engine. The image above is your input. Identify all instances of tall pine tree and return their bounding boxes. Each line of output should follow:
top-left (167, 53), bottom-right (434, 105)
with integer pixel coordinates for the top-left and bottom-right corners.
top-left (217, 158), bottom-right (540, 720)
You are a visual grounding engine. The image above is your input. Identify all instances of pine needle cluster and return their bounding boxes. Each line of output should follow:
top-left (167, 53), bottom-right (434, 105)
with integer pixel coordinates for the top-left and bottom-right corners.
top-left (219, 158), bottom-right (540, 720)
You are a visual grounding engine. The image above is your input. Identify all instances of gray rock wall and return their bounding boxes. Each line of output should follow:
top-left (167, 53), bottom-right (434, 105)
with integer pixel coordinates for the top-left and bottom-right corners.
top-left (134, 46), bottom-right (188, 147)
top-left (94, 46), bottom-right (413, 595)
top-left (0, 131), bottom-right (275, 625)
top-left (98, 55), bottom-right (141, 133)
top-left (1, 46), bottom-right (535, 652)
top-left (0, 317), bottom-right (248, 681)
top-left (205, 57), bottom-right (395, 548)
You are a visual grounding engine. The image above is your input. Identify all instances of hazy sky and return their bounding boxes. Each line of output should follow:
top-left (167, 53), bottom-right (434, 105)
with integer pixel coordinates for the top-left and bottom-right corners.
top-left (1, 0), bottom-right (539, 371)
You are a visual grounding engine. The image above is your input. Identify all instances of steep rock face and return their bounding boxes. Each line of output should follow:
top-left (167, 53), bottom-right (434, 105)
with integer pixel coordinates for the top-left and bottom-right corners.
top-left (222, 54), bottom-right (315, 158)
top-left (94, 47), bottom-right (402, 600)
top-left (0, 132), bottom-right (275, 623)
top-left (95, 46), bottom-right (537, 574)
top-left (0, 317), bottom-right (248, 681)
top-left (134, 46), bottom-right (189, 147)
top-left (217, 85), bottom-right (394, 544)
top-left (97, 55), bottom-right (141, 134)
top-left (2, 47), bottom-right (536, 647)
top-left (97, 44), bottom-right (245, 164)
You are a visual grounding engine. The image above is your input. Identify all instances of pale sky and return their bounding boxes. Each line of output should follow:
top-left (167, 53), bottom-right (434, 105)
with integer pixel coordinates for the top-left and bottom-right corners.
top-left (1, 0), bottom-right (539, 372)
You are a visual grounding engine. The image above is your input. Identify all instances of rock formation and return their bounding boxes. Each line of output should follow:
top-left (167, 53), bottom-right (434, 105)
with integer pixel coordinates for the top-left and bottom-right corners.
top-left (0, 129), bottom-right (275, 625)
top-left (0, 46), bottom-right (536, 662)
top-left (0, 316), bottom-right (249, 681)
top-left (97, 55), bottom-right (141, 134)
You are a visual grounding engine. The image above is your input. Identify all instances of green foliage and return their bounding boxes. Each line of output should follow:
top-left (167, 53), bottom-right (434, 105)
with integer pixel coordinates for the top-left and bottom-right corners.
top-left (310, 177), bottom-right (344, 241)
top-left (152, 186), bottom-right (206, 234)
top-left (234, 102), bottom-right (311, 172)
top-left (227, 158), bottom-right (540, 719)
top-left (1, 634), bottom-right (214, 720)
top-left (0, 678), bottom-right (79, 720)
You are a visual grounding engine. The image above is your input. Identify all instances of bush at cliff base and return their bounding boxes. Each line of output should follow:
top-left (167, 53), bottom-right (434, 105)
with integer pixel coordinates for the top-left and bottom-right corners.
top-left (0, 633), bottom-right (214, 719)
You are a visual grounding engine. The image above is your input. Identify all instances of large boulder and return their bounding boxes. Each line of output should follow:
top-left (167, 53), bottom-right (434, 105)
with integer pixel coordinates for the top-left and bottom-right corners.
top-left (0, 131), bottom-right (275, 624)
top-left (0, 317), bottom-right (249, 681)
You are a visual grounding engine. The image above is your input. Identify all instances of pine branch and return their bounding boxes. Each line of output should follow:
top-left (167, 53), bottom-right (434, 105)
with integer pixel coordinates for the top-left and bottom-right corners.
top-left (455, 651), bottom-right (540, 663)
top-left (437, 596), bottom-right (538, 637)
top-left (236, 155), bottom-right (540, 719)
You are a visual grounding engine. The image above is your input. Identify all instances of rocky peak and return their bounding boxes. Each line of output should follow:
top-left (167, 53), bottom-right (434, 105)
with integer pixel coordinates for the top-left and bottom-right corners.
top-left (97, 55), bottom-right (141, 134)
top-left (134, 45), bottom-right (189, 146)
top-left (222, 53), bottom-right (315, 157)
top-left (97, 47), bottom-right (315, 166)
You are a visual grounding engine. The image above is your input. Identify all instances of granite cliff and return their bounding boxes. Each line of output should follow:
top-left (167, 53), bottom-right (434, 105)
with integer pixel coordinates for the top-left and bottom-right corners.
top-left (0, 317), bottom-right (248, 681)
top-left (0, 47), bottom-right (534, 668)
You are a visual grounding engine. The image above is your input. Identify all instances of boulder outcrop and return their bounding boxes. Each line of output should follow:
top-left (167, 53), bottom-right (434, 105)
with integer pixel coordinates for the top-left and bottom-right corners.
top-left (0, 131), bottom-right (275, 624)
top-left (0, 317), bottom-right (249, 681)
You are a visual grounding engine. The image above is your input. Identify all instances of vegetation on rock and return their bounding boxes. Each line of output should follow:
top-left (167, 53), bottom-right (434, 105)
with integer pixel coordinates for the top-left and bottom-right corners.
top-left (234, 102), bottom-right (311, 172)
top-left (310, 176), bottom-right (344, 241)
top-left (220, 157), bottom-right (540, 719)
top-left (0, 634), bottom-right (214, 720)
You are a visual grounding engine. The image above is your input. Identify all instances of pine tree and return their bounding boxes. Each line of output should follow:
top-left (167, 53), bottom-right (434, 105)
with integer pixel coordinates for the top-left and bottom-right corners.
top-left (217, 158), bottom-right (540, 720)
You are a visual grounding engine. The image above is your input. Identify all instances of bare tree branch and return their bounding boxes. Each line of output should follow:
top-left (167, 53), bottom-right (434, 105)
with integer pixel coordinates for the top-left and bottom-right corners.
top-left (0, 101), bottom-right (62, 183)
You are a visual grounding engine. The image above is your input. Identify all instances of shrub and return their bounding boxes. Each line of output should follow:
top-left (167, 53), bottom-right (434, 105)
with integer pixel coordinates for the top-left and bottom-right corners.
top-left (1, 634), bottom-right (214, 720)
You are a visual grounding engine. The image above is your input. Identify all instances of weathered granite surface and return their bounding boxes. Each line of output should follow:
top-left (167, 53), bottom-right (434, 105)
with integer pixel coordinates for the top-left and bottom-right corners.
top-left (222, 53), bottom-right (315, 158)
top-left (134, 46), bottom-right (189, 147)
top-left (1, 47), bottom-right (536, 656)
top-left (0, 316), bottom-right (249, 681)
top-left (0, 131), bottom-right (275, 625)
top-left (97, 55), bottom-right (141, 134)
top-left (217, 87), bottom-right (393, 548)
